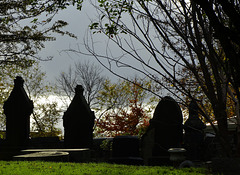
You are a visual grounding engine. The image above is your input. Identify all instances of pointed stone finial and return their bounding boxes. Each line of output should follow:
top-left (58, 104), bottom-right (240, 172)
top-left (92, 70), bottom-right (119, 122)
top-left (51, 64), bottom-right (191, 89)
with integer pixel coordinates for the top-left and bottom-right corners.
top-left (14, 76), bottom-right (24, 87)
top-left (75, 85), bottom-right (84, 95)
top-left (189, 100), bottom-right (198, 117)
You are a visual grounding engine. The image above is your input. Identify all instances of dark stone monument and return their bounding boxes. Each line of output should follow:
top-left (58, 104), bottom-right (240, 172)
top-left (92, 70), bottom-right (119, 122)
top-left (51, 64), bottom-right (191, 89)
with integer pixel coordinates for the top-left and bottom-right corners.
top-left (141, 96), bottom-right (183, 165)
top-left (3, 76), bottom-right (33, 148)
top-left (63, 85), bottom-right (95, 148)
top-left (184, 100), bottom-right (206, 161)
top-left (92, 137), bottom-right (113, 162)
top-left (29, 137), bottom-right (62, 149)
top-left (110, 136), bottom-right (143, 165)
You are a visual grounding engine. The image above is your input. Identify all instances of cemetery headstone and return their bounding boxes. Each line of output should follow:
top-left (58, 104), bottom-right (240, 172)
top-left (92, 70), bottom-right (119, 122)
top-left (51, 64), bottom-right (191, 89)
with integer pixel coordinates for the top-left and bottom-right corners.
top-left (63, 85), bottom-right (95, 148)
top-left (92, 137), bottom-right (113, 162)
top-left (141, 96), bottom-right (183, 165)
top-left (110, 136), bottom-right (143, 165)
top-left (29, 137), bottom-right (61, 149)
top-left (184, 100), bottom-right (206, 161)
top-left (3, 76), bottom-right (33, 148)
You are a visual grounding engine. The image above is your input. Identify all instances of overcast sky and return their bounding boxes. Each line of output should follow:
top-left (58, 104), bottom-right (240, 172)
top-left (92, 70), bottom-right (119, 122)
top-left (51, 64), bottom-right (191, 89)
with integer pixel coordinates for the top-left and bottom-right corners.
top-left (38, 2), bottom-right (123, 83)
top-left (38, 2), bottom-right (92, 81)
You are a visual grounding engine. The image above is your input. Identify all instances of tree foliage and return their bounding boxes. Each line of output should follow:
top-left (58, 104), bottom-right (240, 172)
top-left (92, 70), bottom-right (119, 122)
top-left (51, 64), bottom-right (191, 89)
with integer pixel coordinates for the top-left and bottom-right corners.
top-left (31, 101), bottom-right (62, 137)
top-left (95, 78), bottom-right (155, 137)
top-left (0, 61), bottom-right (62, 137)
top-left (96, 98), bottom-right (150, 137)
top-left (0, 0), bottom-right (79, 67)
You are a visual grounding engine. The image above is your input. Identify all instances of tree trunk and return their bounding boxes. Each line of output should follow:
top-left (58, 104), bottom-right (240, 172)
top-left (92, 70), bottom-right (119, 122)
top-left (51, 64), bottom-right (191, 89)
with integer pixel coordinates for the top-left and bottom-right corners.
top-left (215, 109), bottom-right (232, 157)
top-left (236, 106), bottom-right (240, 157)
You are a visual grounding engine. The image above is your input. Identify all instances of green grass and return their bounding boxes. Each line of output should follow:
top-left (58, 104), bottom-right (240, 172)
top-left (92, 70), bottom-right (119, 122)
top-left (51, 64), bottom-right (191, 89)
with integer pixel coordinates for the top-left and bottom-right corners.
top-left (0, 161), bottom-right (211, 175)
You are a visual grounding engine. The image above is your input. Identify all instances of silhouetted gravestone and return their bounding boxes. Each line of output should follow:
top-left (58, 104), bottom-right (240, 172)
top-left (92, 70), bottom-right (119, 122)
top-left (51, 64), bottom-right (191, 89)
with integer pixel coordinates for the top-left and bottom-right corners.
top-left (63, 85), bottom-right (95, 148)
top-left (141, 96), bottom-right (183, 165)
top-left (3, 76), bottom-right (33, 148)
top-left (110, 136), bottom-right (143, 165)
top-left (29, 137), bottom-right (61, 149)
top-left (184, 100), bottom-right (206, 161)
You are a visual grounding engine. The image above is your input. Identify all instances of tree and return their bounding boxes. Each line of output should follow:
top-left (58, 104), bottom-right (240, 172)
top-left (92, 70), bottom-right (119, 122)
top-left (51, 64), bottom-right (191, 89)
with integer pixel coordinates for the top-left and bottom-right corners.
top-left (0, 61), bottom-right (62, 137)
top-left (75, 0), bottom-right (240, 156)
top-left (96, 98), bottom-right (150, 137)
top-left (31, 101), bottom-right (62, 137)
top-left (23, 62), bottom-right (63, 137)
top-left (177, 65), bottom-right (237, 123)
top-left (56, 60), bottom-right (106, 108)
top-left (95, 78), bottom-right (155, 137)
top-left (193, 0), bottom-right (240, 91)
top-left (0, 0), bottom-right (78, 67)
top-left (192, 0), bottom-right (240, 155)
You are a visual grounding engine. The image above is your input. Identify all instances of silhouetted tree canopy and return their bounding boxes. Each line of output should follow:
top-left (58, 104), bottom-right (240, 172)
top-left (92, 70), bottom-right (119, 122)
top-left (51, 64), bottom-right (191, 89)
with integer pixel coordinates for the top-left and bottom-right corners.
top-left (0, 0), bottom-right (77, 67)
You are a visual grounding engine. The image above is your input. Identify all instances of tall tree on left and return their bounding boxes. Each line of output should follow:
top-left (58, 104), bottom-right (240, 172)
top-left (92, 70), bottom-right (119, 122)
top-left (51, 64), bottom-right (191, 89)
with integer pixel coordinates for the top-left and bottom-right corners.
top-left (0, 0), bottom-right (80, 66)
top-left (0, 62), bottom-right (63, 138)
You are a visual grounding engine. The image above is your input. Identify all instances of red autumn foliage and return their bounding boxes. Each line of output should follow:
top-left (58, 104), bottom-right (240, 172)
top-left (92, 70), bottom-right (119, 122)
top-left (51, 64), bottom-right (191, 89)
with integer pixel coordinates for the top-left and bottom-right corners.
top-left (96, 97), bottom-right (150, 137)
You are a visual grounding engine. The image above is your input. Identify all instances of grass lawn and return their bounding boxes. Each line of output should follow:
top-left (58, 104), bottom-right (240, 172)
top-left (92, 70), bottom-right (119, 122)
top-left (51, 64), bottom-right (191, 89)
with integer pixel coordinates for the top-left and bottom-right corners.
top-left (0, 161), bottom-right (211, 175)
